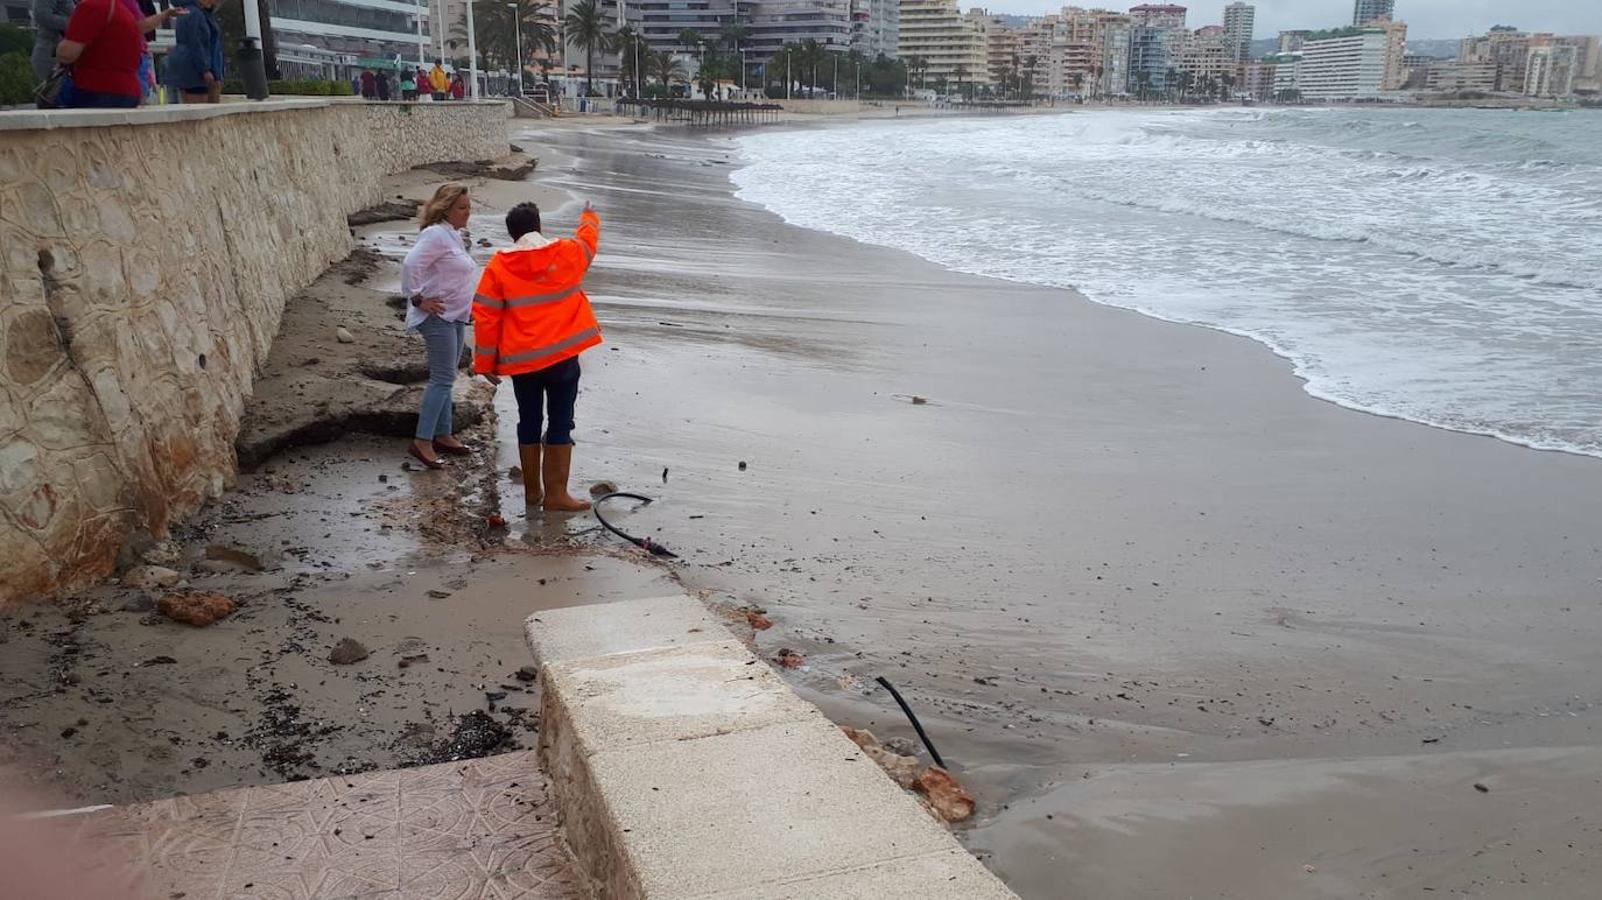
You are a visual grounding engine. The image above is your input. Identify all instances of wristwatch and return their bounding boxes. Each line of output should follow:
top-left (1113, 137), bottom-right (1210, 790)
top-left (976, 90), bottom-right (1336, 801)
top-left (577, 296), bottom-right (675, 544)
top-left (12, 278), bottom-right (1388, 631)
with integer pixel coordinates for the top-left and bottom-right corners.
top-left (410, 294), bottom-right (424, 308)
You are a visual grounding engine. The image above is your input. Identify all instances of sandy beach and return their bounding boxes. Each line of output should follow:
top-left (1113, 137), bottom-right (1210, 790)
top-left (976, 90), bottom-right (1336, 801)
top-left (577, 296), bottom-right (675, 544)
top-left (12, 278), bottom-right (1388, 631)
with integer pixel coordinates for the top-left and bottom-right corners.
top-left (4, 113), bottom-right (1601, 899)
top-left (535, 120), bottom-right (1602, 898)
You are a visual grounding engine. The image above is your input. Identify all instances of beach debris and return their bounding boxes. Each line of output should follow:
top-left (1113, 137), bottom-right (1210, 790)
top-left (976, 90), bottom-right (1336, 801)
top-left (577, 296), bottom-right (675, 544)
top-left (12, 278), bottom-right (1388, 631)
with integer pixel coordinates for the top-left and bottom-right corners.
top-left (398, 654), bottom-right (430, 669)
top-left (485, 691), bottom-right (507, 703)
top-left (662, 467), bottom-right (669, 483)
top-left (882, 735), bottom-right (919, 757)
top-left (910, 396), bottom-right (928, 405)
top-left (744, 608), bottom-right (773, 631)
top-left (336, 326), bottom-right (355, 343)
top-left (121, 565), bottom-right (182, 592)
top-left (515, 665), bottom-right (538, 682)
top-left (437, 711), bottom-right (512, 760)
top-left (913, 765), bottom-right (976, 822)
top-left (158, 591), bottom-right (237, 627)
top-left (329, 638), bottom-right (370, 665)
top-left (589, 481), bottom-right (619, 497)
top-left (140, 656), bottom-right (178, 667)
top-left (774, 648), bottom-right (805, 668)
top-left (426, 589), bottom-right (452, 599)
top-left (738, 460), bottom-right (748, 471)
top-left (842, 727), bottom-right (922, 789)
top-left (486, 514), bottom-right (507, 527)
top-left (1303, 864), bottom-right (1317, 874)
top-left (140, 540), bottom-right (183, 567)
top-left (204, 544), bottom-right (266, 572)
top-left (509, 465), bottom-right (522, 480)
top-left (1473, 782), bottom-right (1490, 793)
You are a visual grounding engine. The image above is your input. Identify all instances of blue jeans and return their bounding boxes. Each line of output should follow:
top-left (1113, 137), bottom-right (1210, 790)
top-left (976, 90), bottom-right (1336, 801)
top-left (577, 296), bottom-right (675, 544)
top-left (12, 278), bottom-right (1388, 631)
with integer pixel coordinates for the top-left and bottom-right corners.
top-left (59, 79), bottom-right (139, 109)
top-left (415, 316), bottom-right (464, 440)
top-left (511, 357), bottom-right (581, 445)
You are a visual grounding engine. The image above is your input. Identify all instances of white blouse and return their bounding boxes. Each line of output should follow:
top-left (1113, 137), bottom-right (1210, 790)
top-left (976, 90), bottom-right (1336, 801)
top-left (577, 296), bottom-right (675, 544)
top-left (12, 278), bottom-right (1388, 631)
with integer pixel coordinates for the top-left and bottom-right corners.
top-left (401, 223), bottom-right (477, 330)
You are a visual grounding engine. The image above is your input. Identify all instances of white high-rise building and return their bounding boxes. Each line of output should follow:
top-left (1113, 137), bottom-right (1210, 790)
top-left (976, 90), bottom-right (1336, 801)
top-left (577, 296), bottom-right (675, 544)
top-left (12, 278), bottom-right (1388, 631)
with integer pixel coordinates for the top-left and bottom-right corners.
top-left (853, 0), bottom-right (901, 58)
top-left (1222, 2), bottom-right (1254, 62)
top-left (1352, 0), bottom-right (1393, 26)
top-left (1298, 22), bottom-right (1405, 99)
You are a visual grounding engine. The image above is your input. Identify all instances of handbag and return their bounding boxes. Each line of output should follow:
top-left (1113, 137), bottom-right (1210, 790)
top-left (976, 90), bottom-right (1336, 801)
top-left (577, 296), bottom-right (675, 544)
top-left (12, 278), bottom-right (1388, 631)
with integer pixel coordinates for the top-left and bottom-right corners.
top-left (34, 0), bottom-right (117, 109)
top-left (34, 66), bottom-right (71, 109)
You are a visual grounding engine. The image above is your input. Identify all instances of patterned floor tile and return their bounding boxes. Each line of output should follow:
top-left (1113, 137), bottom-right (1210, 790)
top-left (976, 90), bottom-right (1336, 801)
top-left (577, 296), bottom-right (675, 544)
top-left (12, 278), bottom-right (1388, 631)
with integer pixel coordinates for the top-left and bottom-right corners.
top-left (72, 752), bottom-right (580, 900)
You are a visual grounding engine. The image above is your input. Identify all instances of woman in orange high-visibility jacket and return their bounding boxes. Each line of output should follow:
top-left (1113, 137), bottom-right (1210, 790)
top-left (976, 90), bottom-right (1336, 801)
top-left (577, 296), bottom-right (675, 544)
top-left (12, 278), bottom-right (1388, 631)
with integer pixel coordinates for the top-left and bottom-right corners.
top-left (473, 200), bottom-right (602, 512)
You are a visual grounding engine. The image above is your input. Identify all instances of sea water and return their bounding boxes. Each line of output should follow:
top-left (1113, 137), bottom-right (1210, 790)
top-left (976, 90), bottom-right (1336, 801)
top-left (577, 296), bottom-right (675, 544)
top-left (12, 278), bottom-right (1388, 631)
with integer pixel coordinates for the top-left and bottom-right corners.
top-left (732, 107), bottom-right (1602, 456)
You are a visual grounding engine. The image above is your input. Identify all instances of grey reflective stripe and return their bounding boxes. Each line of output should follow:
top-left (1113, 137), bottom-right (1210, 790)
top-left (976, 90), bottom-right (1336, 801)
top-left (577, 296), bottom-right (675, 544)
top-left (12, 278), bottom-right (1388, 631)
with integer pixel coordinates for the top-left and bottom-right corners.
top-left (474, 293), bottom-right (503, 309)
top-left (474, 346), bottom-right (498, 359)
top-left (580, 241), bottom-right (595, 262)
top-left (500, 327), bottom-right (600, 366)
top-left (505, 286), bottom-right (581, 308)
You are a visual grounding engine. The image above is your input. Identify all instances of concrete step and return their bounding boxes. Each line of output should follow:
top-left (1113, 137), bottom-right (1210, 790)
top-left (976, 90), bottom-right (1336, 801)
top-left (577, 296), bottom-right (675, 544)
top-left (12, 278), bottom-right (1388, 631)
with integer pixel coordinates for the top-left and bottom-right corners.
top-left (526, 595), bottom-right (1017, 899)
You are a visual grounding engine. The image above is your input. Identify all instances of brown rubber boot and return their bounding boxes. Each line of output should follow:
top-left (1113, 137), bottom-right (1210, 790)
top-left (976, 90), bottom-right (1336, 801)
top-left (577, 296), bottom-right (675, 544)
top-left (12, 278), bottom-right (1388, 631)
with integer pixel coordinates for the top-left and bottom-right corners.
top-left (541, 443), bottom-right (591, 512)
top-left (518, 444), bottom-right (543, 508)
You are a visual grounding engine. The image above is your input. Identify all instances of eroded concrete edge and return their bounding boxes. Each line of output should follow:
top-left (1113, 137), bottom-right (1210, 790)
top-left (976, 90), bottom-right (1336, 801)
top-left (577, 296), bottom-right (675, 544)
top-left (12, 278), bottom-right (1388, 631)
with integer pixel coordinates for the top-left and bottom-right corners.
top-left (526, 595), bottom-right (1018, 900)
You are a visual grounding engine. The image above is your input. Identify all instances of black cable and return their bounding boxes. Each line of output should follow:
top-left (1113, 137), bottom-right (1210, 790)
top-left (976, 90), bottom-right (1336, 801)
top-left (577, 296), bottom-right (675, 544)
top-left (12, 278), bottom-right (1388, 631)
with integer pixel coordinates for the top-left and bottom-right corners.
top-left (593, 492), bottom-right (678, 558)
top-left (875, 676), bottom-right (947, 769)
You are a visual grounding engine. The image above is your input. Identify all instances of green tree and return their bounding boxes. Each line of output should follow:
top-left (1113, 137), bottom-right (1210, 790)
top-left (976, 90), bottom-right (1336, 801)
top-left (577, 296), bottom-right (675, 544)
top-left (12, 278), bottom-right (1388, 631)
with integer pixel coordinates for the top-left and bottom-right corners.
top-left (0, 51), bottom-right (35, 106)
top-left (462, 0), bottom-right (556, 74)
top-left (614, 25), bottom-right (646, 97)
top-left (953, 63), bottom-right (968, 100)
top-left (649, 49), bottom-right (685, 94)
top-left (0, 24), bottom-right (31, 57)
top-left (563, 0), bottom-right (614, 97)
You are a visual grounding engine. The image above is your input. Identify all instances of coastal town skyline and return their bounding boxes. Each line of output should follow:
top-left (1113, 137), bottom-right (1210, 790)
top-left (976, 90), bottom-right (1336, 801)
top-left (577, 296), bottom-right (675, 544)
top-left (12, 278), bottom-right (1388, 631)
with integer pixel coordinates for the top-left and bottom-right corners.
top-left (975, 1), bottom-right (1602, 37)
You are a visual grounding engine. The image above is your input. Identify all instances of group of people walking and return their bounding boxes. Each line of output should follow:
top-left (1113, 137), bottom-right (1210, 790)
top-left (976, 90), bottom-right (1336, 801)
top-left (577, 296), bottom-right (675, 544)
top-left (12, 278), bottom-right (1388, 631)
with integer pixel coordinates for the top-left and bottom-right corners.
top-left (402, 184), bottom-right (602, 514)
top-left (358, 61), bottom-right (466, 102)
top-left (31, 0), bottom-right (224, 109)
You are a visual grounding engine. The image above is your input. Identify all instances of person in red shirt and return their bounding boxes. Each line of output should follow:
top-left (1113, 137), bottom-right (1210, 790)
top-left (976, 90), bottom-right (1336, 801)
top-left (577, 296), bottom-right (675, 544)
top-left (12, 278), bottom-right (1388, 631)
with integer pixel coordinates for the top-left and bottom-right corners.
top-left (450, 73), bottom-right (465, 100)
top-left (55, 0), bottom-right (180, 108)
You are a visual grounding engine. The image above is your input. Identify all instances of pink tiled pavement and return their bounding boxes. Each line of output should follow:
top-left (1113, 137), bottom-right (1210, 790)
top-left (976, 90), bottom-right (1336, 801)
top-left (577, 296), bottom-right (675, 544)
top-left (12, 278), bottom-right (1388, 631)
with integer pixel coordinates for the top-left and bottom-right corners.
top-left (68, 751), bottom-right (581, 899)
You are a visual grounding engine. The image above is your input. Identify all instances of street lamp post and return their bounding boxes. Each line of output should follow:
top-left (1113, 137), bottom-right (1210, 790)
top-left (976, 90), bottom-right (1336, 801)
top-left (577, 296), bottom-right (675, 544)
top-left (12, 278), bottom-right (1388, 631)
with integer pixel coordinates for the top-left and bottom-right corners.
top-left (507, 1), bottom-right (523, 96)
top-left (467, 0), bottom-right (479, 99)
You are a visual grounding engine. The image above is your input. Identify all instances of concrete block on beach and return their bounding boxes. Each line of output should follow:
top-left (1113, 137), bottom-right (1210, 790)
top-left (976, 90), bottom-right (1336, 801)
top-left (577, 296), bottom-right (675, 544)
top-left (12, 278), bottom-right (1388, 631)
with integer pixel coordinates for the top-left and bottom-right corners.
top-left (526, 595), bottom-right (1016, 899)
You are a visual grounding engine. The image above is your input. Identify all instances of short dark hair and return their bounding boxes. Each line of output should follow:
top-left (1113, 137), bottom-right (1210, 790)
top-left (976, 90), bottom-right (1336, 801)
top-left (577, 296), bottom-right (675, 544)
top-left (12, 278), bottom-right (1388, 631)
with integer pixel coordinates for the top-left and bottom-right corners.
top-left (506, 203), bottom-right (541, 240)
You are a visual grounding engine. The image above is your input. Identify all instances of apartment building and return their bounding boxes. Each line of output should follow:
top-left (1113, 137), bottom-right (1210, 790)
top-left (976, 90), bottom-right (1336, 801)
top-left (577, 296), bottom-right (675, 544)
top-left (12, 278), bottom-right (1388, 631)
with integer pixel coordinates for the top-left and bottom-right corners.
top-left (1524, 43), bottom-right (1577, 97)
top-left (1557, 34), bottom-right (1600, 93)
top-left (1351, 0), bottom-right (1392, 26)
top-left (852, 0), bottom-right (901, 58)
top-left (1425, 60), bottom-right (1499, 93)
top-left (1128, 4), bottom-right (1186, 96)
top-left (1296, 21), bottom-right (1404, 100)
top-left (270, 0), bottom-right (433, 69)
top-left (1179, 24), bottom-right (1233, 84)
top-left (1221, 1), bottom-right (1253, 62)
top-left (898, 0), bottom-right (989, 87)
top-left (747, 0), bottom-right (854, 63)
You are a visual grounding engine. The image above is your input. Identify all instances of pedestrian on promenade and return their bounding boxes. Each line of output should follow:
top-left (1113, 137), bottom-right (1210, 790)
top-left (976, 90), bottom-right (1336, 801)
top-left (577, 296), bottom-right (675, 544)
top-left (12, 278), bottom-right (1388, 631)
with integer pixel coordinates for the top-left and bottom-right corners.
top-left (132, 0), bottom-right (157, 103)
top-left (376, 70), bottom-right (391, 101)
top-left (450, 72), bottom-right (465, 100)
top-left (30, 0), bottom-right (75, 82)
top-left (399, 70), bottom-right (416, 100)
top-left (53, 0), bottom-right (180, 108)
top-left (402, 183), bottom-right (479, 469)
top-left (428, 60), bottom-right (448, 100)
top-left (163, 0), bottom-right (222, 104)
top-left (360, 69), bottom-right (376, 99)
top-left (473, 201), bottom-right (603, 512)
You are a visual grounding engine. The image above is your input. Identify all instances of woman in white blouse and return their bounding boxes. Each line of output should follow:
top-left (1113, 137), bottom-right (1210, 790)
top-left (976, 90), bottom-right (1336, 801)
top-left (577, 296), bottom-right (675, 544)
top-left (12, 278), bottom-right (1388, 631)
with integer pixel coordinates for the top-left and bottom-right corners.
top-left (402, 183), bottom-right (479, 469)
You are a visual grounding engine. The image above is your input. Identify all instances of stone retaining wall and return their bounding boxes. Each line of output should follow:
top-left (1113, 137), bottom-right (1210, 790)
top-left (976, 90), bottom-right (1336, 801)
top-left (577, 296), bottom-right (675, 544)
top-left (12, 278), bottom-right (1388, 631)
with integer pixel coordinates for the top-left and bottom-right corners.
top-left (0, 99), bottom-right (510, 604)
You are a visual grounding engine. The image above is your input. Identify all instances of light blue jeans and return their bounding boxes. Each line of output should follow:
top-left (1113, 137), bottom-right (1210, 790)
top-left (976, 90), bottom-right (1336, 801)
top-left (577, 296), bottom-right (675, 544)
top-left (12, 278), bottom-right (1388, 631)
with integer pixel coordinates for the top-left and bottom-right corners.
top-left (416, 316), bottom-right (464, 440)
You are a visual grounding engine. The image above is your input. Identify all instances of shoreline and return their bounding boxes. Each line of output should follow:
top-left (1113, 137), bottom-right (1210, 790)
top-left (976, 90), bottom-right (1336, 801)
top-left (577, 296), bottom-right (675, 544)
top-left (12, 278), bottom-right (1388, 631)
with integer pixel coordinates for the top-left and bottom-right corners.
top-left (529, 120), bottom-right (1602, 898)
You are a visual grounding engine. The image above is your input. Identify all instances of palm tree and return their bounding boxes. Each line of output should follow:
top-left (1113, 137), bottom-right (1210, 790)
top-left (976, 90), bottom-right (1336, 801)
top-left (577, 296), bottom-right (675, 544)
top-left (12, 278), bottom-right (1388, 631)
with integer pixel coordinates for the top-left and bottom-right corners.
top-left (907, 54), bottom-right (927, 89)
top-left (798, 39), bottom-right (824, 94)
top-left (953, 63), bottom-right (968, 101)
top-left (720, 22), bottom-right (750, 87)
top-left (649, 50), bottom-right (685, 93)
top-left (563, 0), bottom-right (614, 97)
top-left (615, 25), bottom-right (645, 97)
top-left (465, 0), bottom-right (556, 74)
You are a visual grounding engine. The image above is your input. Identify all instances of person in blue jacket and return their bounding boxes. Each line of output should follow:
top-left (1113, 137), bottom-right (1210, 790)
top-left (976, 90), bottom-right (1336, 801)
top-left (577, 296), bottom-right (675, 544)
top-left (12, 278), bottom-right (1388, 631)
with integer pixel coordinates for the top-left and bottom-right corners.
top-left (164, 0), bottom-right (223, 103)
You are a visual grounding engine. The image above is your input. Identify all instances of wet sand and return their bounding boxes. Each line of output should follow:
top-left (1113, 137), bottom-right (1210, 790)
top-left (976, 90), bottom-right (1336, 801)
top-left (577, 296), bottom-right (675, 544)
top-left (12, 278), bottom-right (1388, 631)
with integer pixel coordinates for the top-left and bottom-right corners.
top-left (4, 117), bottom-right (1601, 898)
top-left (520, 122), bottom-right (1602, 897)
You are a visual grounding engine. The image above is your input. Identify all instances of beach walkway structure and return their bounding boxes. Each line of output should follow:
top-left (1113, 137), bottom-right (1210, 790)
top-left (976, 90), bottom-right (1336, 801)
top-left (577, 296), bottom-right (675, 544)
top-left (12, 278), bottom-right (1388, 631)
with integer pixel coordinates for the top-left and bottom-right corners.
top-left (33, 594), bottom-right (1011, 898)
top-left (615, 99), bottom-right (785, 127)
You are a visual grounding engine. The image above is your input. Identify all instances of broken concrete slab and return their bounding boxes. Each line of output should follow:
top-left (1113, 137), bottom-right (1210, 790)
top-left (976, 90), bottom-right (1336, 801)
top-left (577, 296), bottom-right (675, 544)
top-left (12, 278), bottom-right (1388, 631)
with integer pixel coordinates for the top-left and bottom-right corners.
top-left (528, 595), bottom-right (1017, 899)
top-left (542, 639), bottom-right (825, 750)
top-left (525, 595), bottom-right (728, 666)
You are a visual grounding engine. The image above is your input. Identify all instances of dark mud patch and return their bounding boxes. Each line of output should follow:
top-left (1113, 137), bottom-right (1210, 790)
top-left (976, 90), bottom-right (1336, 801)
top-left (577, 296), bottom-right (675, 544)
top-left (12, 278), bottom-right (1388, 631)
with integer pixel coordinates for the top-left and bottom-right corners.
top-left (347, 200), bottom-right (421, 228)
top-left (415, 153), bottom-right (538, 182)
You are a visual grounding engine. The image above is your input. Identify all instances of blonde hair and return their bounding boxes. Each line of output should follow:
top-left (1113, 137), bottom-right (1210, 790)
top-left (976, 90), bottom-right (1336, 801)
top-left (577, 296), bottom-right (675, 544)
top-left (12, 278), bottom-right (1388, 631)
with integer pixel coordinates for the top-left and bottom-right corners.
top-left (419, 183), bottom-right (469, 230)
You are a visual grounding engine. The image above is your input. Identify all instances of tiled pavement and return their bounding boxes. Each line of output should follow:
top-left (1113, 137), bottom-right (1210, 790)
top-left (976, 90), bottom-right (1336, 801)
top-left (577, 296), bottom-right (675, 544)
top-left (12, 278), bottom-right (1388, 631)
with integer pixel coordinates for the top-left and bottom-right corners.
top-left (66, 751), bottom-right (582, 899)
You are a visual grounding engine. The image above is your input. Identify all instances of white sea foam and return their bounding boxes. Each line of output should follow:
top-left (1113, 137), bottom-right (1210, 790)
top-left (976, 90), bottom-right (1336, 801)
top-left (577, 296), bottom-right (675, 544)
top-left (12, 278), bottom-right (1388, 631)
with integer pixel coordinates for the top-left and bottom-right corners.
top-left (731, 108), bottom-right (1602, 457)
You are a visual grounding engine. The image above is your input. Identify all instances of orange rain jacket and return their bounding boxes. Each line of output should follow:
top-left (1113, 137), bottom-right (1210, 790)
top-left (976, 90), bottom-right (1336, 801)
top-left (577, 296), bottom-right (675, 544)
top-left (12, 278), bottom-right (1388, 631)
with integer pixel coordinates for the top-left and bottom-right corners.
top-left (472, 208), bottom-right (602, 377)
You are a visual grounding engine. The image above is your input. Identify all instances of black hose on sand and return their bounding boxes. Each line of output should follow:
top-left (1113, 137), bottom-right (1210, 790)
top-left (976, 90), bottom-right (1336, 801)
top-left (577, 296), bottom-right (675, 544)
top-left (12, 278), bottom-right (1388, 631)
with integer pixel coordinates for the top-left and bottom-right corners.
top-left (593, 492), bottom-right (678, 558)
top-left (875, 676), bottom-right (948, 769)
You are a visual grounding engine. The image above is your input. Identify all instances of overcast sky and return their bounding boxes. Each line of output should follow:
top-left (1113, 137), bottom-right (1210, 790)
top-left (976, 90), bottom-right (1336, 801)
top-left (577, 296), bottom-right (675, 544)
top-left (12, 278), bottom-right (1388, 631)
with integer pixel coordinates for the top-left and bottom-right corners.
top-left (980, 1), bottom-right (1602, 40)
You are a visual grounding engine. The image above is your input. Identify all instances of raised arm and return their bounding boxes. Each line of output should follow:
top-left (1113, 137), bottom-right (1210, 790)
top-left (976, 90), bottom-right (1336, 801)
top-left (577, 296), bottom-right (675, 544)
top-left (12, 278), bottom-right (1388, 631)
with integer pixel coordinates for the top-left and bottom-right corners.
top-left (572, 202), bottom-right (599, 273)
